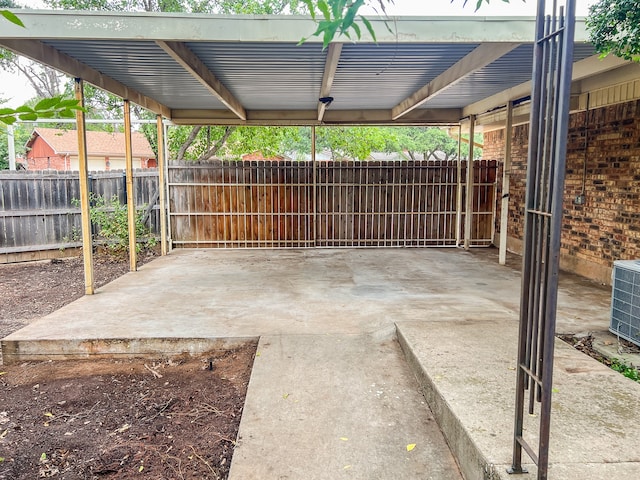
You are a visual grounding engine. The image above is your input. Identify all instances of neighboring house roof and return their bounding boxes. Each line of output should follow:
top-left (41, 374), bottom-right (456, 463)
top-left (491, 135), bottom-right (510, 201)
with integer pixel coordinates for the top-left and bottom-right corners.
top-left (26, 127), bottom-right (154, 158)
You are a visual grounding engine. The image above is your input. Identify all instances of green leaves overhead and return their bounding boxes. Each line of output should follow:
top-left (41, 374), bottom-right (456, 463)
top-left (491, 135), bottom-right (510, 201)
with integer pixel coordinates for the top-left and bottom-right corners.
top-left (300, 0), bottom-right (385, 49)
top-left (0, 9), bottom-right (24, 27)
top-left (0, 96), bottom-right (84, 126)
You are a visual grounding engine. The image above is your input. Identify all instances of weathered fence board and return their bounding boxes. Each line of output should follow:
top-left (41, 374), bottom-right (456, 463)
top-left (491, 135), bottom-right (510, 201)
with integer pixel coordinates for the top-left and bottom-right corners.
top-left (0, 169), bottom-right (160, 256)
top-left (168, 160), bottom-right (496, 248)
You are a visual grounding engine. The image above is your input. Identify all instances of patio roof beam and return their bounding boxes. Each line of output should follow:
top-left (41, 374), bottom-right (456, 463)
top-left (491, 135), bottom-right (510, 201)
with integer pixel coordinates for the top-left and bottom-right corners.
top-left (317, 43), bottom-right (343, 122)
top-left (0, 39), bottom-right (171, 118)
top-left (156, 41), bottom-right (246, 121)
top-left (392, 43), bottom-right (520, 120)
top-left (1, 12), bottom-right (581, 44)
top-left (462, 54), bottom-right (630, 117)
top-left (171, 108), bottom-right (462, 126)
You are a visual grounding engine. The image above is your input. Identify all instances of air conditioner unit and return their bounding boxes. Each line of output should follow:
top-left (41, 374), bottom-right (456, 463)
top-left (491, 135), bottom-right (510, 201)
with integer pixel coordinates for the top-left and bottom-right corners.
top-left (610, 260), bottom-right (640, 347)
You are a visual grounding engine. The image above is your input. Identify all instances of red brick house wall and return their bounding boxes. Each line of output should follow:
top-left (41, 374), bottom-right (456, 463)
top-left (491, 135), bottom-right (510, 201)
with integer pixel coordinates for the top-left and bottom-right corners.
top-left (25, 136), bottom-right (70, 170)
top-left (485, 99), bottom-right (640, 284)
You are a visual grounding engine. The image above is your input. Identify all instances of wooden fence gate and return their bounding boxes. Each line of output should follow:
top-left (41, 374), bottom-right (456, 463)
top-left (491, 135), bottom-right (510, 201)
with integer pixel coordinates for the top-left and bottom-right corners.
top-left (168, 160), bottom-right (496, 249)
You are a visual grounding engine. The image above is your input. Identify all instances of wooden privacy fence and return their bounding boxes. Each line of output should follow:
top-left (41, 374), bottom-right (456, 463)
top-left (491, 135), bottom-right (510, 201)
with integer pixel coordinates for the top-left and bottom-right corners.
top-left (168, 160), bottom-right (497, 248)
top-left (0, 169), bottom-right (160, 257)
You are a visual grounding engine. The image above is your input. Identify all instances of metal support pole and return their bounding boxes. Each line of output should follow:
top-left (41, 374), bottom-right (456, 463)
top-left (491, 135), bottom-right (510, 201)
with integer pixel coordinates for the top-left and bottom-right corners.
top-left (123, 100), bottom-right (137, 271)
top-left (499, 101), bottom-right (514, 265)
top-left (164, 121), bottom-right (173, 252)
top-left (156, 115), bottom-right (168, 256)
top-left (464, 115), bottom-right (475, 250)
top-left (312, 125), bottom-right (317, 246)
top-left (74, 78), bottom-right (95, 295)
top-left (455, 123), bottom-right (463, 246)
top-left (7, 125), bottom-right (16, 170)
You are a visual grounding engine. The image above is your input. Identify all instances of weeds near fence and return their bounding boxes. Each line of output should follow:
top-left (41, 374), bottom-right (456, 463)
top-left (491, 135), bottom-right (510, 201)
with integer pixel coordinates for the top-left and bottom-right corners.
top-left (73, 194), bottom-right (157, 254)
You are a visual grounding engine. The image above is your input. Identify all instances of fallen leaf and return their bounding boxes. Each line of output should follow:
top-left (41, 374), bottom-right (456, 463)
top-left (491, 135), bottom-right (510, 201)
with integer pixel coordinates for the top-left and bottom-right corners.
top-left (44, 412), bottom-right (54, 418)
top-left (552, 388), bottom-right (559, 393)
top-left (0, 372), bottom-right (6, 376)
top-left (282, 393), bottom-right (289, 399)
top-left (603, 340), bottom-right (613, 346)
top-left (256, 352), bottom-right (261, 357)
top-left (340, 437), bottom-right (348, 441)
top-left (406, 443), bottom-right (416, 452)
top-left (139, 465), bottom-right (144, 472)
top-left (507, 366), bottom-right (516, 371)
top-left (0, 429), bottom-right (7, 439)
top-left (343, 465), bottom-right (352, 470)
top-left (40, 453), bottom-right (47, 462)
top-left (116, 423), bottom-right (131, 433)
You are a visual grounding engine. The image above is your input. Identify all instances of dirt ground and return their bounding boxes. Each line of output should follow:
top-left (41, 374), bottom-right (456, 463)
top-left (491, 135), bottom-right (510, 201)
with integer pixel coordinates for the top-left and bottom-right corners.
top-left (0, 251), bottom-right (256, 479)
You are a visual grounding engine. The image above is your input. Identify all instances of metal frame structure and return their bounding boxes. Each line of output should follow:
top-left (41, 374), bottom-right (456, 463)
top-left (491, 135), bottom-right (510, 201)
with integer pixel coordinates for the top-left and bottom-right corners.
top-left (509, 1), bottom-right (576, 478)
top-left (166, 158), bottom-right (497, 249)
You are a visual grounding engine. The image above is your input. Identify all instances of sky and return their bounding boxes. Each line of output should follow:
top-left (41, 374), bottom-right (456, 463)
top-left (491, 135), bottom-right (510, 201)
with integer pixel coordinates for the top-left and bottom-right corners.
top-left (1, 0), bottom-right (598, 108)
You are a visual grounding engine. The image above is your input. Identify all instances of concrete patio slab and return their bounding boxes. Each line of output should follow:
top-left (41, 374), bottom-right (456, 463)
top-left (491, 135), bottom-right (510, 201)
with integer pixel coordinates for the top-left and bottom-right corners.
top-left (397, 318), bottom-right (640, 480)
top-left (2, 247), bottom-right (639, 480)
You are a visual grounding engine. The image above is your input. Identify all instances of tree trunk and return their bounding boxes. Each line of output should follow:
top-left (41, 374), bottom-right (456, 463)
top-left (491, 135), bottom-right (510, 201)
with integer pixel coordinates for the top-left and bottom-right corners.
top-left (176, 126), bottom-right (202, 161)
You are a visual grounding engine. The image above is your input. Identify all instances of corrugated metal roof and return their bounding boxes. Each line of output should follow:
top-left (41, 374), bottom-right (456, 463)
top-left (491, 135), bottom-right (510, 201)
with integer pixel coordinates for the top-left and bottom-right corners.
top-left (187, 42), bottom-right (326, 110)
top-left (421, 43), bottom-right (596, 109)
top-left (44, 40), bottom-right (227, 110)
top-left (0, 13), bottom-right (627, 125)
top-left (331, 43), bottom-right (480, 110)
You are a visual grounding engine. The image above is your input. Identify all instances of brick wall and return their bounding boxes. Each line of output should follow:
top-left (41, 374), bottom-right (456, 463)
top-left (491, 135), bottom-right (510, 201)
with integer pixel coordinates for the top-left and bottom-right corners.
top-left (485, 99), bottom-right (640, 283)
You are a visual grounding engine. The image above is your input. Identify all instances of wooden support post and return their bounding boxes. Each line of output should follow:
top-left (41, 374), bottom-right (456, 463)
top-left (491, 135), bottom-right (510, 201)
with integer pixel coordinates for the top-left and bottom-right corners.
top-left (156, 115), bottom-right (168, 255)
top-left (123, 100), bottom-right (137, 271)
top-left (499, 101), bottom-right (514, 265)
top-left (464, 115), bottom-right (476, 250)
top-left (74, 78), bottom-right (94, 295)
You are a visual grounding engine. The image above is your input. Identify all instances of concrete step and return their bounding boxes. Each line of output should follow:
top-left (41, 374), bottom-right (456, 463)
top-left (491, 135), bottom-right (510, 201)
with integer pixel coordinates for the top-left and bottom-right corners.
top-left (229, 333), bottom-right (463, 480)
top-left (396, 319), bottom-right (640, 480)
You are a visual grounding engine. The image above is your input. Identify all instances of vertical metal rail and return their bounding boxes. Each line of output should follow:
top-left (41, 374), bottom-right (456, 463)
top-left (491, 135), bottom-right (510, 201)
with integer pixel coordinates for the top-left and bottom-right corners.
top-left (509, 1), bottom-right (575, 479)
top-left (499, 101), bottom-right (514, 264)
top-left (464, 115), bottom-right (475, 250)
top-left (455, 124), bottom-right (463, 246)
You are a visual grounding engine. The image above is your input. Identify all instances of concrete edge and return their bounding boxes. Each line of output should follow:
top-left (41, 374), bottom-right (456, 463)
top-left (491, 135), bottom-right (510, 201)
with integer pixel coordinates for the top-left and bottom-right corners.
top-left (396, 324), bottom-right (502, 480)
top-left (1, 336), bottom-right (258, 365)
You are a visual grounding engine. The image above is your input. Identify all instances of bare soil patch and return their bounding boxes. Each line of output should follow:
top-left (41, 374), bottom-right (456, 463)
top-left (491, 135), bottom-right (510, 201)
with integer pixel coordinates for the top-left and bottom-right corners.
top-left (0, 344), bottom-right (255, 479)
top-left (1, 251), bottom-right (255, 479)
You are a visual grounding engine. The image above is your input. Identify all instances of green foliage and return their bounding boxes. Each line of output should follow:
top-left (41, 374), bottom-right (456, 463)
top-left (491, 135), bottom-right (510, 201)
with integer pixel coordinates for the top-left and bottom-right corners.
top-left (0, 9), bottom-right (23, 26)
top-left (610, 360), bottom-right (640, 382)
top-left (316, 126), bottom-right (386, 160)
top-left (587, 0), bottom-right (640, 62)
top-left (76, 193), bottom-right (157, 253)
top-left (0, 97), bottom-right (84, 126)
top-left (300, 0), bottom-right (383, 48)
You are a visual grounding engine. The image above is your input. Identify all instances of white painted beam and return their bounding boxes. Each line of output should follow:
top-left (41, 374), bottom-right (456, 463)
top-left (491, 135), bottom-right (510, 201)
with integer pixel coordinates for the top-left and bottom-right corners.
top-left (392, 43), bottom-right (520, 120)
top-left (317, 43), bottom-right (343, 122)
top-left (0, 11), bottom-right (589, 44)
top-left (170, 108), bottom-right (463, 126)
top-left (157, 41), bottom-right (246, 121)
